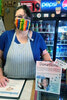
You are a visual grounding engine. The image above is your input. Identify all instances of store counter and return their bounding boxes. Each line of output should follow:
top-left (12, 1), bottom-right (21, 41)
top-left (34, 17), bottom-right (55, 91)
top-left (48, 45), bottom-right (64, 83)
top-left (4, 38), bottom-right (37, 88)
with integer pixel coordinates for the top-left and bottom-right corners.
top-left (0, 80), bottom-right (67, 100)
top-left (0, 80), bottom-right (35, 100)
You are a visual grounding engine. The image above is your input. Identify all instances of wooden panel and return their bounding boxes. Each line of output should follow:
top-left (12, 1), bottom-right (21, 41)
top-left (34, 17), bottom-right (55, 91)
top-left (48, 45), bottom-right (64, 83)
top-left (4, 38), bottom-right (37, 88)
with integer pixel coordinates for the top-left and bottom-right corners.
top-left (3, 0), bottom-right (19, 30)
top-left (4, 7), bottom-right (15, 30)
top-left (30, 80), bottom-right (35, 100)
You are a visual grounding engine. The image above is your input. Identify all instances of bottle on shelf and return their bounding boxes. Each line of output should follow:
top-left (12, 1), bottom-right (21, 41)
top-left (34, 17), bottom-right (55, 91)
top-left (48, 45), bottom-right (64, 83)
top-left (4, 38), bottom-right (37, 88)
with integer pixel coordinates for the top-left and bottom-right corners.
top-left (56, 45), bottom-right (60, 57)
top-left (49, 34), bottom-right (54, 41)
top-left (46, 23), bottom-right (51, 32)
top-left (60, 45), bottom-right (63, 56)
top-left (64, 45), bottom-right (67, 56)
top-left (61, 34), bottom-right (65, 40)
top-left (46, 33), bottom-right (50, 41)
top-left (35, 21), bottom-right (39, 32)
top-left (47, 47), bottom-right (50, 54)
top-left (50, 23), bottom-right (55, 32)
top-left (31, 22), bottom-right (34, 31)
top-left (47, 46), bottom-right (53, 57)
top-left (50, 47), bottom-right (53, 57)
top-left (42, 21), bottom-right (46, 32)
top-left (39, 21), bottom-right (42, 32)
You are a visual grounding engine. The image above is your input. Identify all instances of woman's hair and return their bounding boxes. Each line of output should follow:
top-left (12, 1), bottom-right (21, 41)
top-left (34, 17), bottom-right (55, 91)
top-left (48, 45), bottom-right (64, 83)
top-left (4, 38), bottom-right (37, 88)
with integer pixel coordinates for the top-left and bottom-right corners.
top-left (14, 5), bottom-right (32, 19)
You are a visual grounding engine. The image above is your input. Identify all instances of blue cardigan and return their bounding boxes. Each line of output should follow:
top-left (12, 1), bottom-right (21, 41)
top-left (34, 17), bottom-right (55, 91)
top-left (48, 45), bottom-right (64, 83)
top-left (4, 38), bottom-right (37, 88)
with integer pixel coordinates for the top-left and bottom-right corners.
top-left (0, 30), bottom-right (46, 62)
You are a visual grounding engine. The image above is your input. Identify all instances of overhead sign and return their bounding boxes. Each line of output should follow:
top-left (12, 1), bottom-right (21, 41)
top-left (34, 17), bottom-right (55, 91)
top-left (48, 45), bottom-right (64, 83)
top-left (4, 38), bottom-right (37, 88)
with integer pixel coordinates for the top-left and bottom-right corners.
top-left (41, 0), bottom-right (67, 17)
top-left (62, 0), bottom-right (67, 10)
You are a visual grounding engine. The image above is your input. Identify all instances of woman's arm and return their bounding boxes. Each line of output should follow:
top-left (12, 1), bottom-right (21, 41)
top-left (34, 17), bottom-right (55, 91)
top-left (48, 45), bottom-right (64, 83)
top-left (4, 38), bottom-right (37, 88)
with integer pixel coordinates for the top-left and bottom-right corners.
top-left (0, 50), bottom-right (3, 76)
top-left (42, 49), bottom-right (52, 61)
top-left (0, 50), bottom-right (9, 87)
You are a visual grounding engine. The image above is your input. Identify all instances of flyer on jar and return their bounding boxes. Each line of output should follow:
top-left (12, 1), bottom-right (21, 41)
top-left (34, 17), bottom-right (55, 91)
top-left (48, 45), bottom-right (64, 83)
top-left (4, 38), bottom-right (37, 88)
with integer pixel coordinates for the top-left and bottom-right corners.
top-left (35, 61), bottom-right (62, 95)
top-left (0, 79), bottom-right (25, 99)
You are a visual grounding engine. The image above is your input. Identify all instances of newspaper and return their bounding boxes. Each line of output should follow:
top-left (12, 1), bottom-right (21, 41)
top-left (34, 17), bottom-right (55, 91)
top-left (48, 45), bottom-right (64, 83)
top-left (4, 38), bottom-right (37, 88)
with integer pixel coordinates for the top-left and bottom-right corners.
top-left (35, 61), bottom-right (62, 95)
top-left (55, 59), bottom-right (67, 69)
top-left (0, 79), bottom-right (25, 99)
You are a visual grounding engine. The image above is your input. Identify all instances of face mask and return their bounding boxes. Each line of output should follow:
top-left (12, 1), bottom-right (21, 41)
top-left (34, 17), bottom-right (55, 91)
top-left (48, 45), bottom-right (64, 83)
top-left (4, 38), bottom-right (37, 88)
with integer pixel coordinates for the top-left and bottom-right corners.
top-left (15, 18), bottom-right (30, 31)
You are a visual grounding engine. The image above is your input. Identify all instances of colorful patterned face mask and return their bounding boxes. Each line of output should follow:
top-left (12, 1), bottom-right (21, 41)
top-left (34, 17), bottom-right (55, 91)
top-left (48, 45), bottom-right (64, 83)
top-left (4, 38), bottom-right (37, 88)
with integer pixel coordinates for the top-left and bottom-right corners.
top-left (15, 18), bottom-right (30, 31)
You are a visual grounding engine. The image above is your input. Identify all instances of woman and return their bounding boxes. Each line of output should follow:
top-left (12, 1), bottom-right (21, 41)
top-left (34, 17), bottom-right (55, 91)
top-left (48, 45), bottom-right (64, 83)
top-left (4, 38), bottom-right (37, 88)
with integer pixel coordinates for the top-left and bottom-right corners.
top-left (38, 78), bottom-right (49, 90)
top-left (0, 5), bottom-right (52, 87)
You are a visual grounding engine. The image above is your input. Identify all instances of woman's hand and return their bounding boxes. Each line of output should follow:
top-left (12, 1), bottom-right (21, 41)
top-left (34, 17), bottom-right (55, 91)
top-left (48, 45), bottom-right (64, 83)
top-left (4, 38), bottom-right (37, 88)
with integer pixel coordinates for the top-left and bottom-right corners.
top-left (0, 76), bottom-right (9, 87)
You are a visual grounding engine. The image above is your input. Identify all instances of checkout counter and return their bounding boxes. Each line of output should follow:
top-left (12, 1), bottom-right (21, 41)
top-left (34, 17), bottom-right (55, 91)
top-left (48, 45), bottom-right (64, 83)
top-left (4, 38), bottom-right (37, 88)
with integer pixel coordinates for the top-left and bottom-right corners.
top-left (0, 80), bottom-right (67, 100)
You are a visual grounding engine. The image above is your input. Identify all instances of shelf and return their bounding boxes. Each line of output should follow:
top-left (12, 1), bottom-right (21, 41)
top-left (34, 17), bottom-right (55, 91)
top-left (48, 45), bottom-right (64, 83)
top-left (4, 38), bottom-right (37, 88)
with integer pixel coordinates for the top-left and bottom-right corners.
top-left (38, 31), bottom-right (55, 33)
top-left (57, 40), bottom-right (67, 41)
top-left (46, 45), bottom-right (54, 46)
top-left (56, 56), bottom-right (67, 57)
top-left (57, 40), bottom-right (67, 45)
top-left (57, 44), bottom-right (67, 45)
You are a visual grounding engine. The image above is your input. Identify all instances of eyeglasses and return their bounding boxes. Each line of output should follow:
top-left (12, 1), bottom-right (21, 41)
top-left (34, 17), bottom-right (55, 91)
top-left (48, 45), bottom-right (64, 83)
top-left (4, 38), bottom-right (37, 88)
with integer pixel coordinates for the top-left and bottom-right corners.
top-left (15, 15), bottom-right (31, 20)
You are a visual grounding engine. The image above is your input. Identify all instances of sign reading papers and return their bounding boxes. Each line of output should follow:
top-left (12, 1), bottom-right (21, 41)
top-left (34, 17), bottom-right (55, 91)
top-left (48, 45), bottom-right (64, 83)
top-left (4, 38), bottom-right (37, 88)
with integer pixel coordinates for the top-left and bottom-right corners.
top-left (35, 61), bottom-right (62, 95)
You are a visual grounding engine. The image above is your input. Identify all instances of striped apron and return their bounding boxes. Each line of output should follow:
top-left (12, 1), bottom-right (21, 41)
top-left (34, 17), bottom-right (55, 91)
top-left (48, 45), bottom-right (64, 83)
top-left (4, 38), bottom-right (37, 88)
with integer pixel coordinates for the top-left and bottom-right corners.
top-left (4, 33), bottom-right (36, 78)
